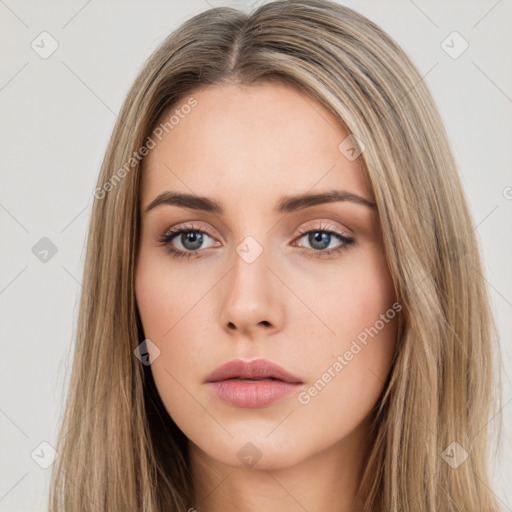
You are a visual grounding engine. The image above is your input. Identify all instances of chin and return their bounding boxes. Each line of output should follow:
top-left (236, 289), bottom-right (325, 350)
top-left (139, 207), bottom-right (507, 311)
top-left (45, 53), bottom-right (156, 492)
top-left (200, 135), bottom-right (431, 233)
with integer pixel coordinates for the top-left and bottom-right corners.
top-left (199, 434), bottom-right (310, 471)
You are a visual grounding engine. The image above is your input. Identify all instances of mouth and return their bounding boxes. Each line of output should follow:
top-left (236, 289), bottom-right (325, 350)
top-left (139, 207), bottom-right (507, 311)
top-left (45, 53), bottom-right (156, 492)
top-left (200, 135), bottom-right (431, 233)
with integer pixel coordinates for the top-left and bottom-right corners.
top-left (226, 377), bottom-right (277, 381)
top-left (204, 358), bottom-right (303, 384)
top-left (204, 359), bottom-right (304, 408)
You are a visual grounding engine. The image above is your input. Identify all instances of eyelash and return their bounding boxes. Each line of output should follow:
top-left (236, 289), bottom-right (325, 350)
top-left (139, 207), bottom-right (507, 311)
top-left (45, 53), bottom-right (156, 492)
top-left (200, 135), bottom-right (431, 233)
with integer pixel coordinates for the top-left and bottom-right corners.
top-left (158, 222), bottom-right (356, 260)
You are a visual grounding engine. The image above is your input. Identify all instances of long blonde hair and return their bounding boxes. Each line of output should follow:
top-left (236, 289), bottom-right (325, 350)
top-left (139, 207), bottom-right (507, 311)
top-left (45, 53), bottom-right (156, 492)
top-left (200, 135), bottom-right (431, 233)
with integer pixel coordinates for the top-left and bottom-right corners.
top-left (49, 1), bottom-right (502, 510)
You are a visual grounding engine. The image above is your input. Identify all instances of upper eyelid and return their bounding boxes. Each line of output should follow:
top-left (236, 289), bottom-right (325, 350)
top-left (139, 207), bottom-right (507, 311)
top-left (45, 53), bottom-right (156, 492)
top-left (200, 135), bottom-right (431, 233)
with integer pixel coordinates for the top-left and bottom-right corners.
top-left (163, 221), bottom-right (350, 239)
top-left (296, 221), bottom-right (351, 237)
top-left (164, 222), bottom-right (216, 238)
top-left (162, 222), bottom-right (353, 249)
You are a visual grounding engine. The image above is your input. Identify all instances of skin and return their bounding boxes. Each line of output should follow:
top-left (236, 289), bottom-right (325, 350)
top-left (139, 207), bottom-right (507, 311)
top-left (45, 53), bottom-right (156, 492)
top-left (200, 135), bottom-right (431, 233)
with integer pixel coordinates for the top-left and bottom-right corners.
top-left (135, 82), bottom-right (398, 512)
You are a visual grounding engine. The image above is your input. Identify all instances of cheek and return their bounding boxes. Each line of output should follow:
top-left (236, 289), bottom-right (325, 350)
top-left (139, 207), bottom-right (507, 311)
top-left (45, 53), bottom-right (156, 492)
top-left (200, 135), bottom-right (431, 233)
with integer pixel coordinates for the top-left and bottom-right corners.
top-left (135, 248), bottom-right (199, 338)
top-left (134, 248), bottom-right (212, 386)
top-left (299, 249), bottom-right (398, 408)
top-left (135, 255), bottom-right (207, 432)
top-left (136, 279), bottom-right (173, 341)
top-left (310, 248), bottom-right (396, 348)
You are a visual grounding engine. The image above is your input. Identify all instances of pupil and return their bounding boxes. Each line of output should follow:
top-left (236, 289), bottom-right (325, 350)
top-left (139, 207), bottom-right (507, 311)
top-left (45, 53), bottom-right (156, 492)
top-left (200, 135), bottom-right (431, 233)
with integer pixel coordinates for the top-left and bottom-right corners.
top-left (182, 232), bottom-right (203, 250)
top-left (310, 231), bottom-right (330, 250)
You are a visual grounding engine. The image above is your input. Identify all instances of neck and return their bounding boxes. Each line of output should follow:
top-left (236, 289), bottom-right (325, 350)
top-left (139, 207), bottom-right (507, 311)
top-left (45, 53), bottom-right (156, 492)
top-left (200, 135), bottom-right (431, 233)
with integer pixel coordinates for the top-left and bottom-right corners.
top-left (188, 416), bottom-right (372, 512)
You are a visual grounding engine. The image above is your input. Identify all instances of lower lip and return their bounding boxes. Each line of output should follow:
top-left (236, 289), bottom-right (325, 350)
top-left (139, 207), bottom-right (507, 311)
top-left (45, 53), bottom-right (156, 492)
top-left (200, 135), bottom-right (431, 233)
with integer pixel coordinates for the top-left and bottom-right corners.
top-left (207, 379), bottom-right (303, 408)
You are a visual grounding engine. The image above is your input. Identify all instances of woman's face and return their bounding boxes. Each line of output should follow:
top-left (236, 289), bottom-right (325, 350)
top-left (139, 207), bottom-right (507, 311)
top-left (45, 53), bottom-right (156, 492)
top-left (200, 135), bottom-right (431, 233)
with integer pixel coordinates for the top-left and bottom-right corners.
top-left (135, 82), bottom-right (398, 470)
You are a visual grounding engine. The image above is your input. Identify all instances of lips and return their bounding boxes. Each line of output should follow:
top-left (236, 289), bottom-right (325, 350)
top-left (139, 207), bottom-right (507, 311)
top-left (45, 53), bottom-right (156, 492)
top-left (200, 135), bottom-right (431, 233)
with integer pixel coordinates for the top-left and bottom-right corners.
top-left (205, 359), bottom-right (304, 408)
top-left (205, 358), bottom-right (303, 384)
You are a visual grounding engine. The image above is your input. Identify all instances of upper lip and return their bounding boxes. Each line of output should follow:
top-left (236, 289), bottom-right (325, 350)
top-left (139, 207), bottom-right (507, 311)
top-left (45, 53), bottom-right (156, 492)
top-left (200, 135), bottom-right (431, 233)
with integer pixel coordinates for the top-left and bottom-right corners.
top-left (205, 358), bottom-right (303, 384)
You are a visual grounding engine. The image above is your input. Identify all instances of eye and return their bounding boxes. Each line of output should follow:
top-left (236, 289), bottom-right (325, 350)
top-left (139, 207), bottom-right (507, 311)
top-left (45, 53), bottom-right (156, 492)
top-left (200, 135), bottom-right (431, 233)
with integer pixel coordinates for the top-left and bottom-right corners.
top-left (293, 222), bottom-right (355, 257)
top-left (158, 223), bottom-right (219, 260)
top-left (158, 221), bottom-right (356, 260)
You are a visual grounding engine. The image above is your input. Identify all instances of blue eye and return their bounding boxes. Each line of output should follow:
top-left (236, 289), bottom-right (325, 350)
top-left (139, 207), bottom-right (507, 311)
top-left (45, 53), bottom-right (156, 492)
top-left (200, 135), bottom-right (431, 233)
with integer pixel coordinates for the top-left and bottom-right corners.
top-left (295, 223), bottom-right (355, 257)
top-left (158, 222), bottom-right (356, 260)
top-left (158, 224), bottom-right (216, 260)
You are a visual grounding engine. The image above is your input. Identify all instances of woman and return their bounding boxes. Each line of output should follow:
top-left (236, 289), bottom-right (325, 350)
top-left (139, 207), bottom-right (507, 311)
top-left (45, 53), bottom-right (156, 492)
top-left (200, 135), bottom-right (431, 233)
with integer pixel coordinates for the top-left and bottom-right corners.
top-left (49, 0), bottom-right (502, 510)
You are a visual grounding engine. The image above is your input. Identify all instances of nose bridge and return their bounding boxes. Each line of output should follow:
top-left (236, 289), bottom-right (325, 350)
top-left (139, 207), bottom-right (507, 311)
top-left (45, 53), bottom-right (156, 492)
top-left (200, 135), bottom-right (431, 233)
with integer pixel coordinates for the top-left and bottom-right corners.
top-left (220, 231), bottom-right (283, 335)
top-left (229, 233), bottom-right (270, 307)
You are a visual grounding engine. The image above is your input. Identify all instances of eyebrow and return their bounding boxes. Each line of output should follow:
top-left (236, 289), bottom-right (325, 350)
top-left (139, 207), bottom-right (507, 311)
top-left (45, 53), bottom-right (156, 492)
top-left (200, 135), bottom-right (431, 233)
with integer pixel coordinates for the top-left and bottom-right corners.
top-left (145, 189), bottom-right (376, 215)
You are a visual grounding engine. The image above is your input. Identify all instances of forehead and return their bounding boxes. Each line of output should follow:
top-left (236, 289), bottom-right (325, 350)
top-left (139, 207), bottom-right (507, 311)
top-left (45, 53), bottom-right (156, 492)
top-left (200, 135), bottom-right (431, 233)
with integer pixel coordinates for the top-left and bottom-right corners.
top-left (140, 83), bottom-right (372, 210)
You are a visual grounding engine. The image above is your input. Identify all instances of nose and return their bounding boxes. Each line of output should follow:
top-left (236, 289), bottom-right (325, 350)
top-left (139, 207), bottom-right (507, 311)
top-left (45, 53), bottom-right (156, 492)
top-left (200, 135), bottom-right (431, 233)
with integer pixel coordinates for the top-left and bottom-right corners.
top-left (220, 238), bottom-right (285, 339)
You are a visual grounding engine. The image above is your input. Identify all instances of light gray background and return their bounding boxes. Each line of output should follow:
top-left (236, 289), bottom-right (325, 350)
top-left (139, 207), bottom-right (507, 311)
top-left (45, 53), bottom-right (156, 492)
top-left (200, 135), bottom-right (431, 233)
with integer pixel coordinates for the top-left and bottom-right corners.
top-left (1, 1), bottom-right (511, 510)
